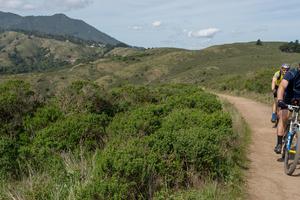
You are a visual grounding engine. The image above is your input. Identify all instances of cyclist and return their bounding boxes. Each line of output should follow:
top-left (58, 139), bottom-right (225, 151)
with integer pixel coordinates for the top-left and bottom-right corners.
top-left (276, 63), bottom-right (300, 154)
top-left (271, 64), bottom-right (290, 125)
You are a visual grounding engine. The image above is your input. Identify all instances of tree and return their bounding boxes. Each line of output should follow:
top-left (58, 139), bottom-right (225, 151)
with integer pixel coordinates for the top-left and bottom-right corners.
top-left (279, 40), bottom-right (300, 53)
top-left (256, 39), bottom-right (262, 46)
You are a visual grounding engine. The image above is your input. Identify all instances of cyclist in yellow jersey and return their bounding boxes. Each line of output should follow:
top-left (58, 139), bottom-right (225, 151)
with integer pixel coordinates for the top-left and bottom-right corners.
top-left (271, 64), bottom-right (290, 124)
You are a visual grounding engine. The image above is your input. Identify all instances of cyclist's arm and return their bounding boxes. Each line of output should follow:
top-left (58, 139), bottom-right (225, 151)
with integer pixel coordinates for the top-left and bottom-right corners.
top-left (272, 77), bottom-right (277, 91)
top-left (278, 79), bottom-right (288, 100)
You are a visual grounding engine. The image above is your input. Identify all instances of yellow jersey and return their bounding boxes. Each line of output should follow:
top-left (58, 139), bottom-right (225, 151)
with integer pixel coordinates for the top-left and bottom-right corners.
top-left (273, 70), bottom-right (283, 86)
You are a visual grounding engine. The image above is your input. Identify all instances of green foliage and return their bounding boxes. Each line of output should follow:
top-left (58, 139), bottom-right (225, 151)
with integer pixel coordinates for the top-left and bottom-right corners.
top-left (0, 80), bottom-right (39, 179)
top-left (108, 104), bottom-right (163, 138)
top-left (23, 104), bottom-right (64, 135)
top-left (0, 80), bottom-right (37, 132)
top-left (279, 40), bottom-right (300, 53)
top-left (160, 109), bottom-right (231, 132)
top-left (31, 113), bottom-right (109, 159)
top-left (75, 85), bottom-right (237, 199)
top-left (163, 93), bottom-right (222, 113)
top-left (57, 81), bottom-right (113, 115)
top-left (0, 82), bottom-right (245, 199)
top-left (0, 136), bottom-right (18, 179)
top-left (78, 139), bottom-right (159, 200)
top-left (217, 67), bottom-right (274, 94)
top-left (109, 85), bottom-right (159, 112)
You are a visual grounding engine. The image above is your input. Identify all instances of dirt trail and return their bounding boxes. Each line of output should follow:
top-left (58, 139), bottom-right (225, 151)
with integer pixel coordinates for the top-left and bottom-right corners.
top-left (218, 94), bottom-right (300, 200)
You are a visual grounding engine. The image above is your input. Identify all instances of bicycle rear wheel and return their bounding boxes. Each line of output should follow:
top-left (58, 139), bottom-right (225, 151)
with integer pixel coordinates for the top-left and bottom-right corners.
top-left (281, 122), bottom-right (290, 160)
top-left (284, 130), bottom-right (300, 175)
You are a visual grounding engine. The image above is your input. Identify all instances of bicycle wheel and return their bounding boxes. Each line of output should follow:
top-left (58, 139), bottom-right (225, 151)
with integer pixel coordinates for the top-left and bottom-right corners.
top-left (284, 130), bottom-right (300, 175)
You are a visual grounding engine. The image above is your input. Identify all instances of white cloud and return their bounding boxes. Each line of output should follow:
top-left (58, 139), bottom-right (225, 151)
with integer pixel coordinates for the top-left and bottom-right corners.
top-left (152, 21), bottom-right (162, 27)
top-left (188, 28), bottom-right (220, 38)
top-left (131, 26), bottom-right (143, 30)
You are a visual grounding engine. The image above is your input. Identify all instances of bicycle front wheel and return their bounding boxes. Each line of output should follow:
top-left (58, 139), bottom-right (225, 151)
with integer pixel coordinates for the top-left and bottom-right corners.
top-left (284, 130), bottom-right (300, 175)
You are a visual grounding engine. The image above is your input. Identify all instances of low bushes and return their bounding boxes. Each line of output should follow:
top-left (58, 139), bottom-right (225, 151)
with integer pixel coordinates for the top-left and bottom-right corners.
top-left (0, 81), bottom-right (243, 199)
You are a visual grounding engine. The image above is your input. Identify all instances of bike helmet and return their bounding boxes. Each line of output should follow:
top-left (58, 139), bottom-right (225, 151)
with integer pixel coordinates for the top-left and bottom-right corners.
top-left (281, 64), bottom-right (290, 69)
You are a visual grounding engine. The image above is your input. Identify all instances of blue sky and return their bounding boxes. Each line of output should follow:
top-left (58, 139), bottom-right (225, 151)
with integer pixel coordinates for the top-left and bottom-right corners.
top-left (0, 0), bottom-right (299, 49)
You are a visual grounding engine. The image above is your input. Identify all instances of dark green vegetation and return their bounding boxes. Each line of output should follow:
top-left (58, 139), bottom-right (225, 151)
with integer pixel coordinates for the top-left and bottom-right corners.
top-left (256, 39), bottom-right (262, 46)
top-left (0, 11), bottom-right (121, 45)
top-left (279, 40), bottom-right (300, 53)
top-left (0, 80), bottom-right (246, 199)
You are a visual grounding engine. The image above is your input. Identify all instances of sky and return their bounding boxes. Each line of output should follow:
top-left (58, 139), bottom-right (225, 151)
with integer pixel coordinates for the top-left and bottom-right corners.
top-left (0, 0), bottom-right (299, 49)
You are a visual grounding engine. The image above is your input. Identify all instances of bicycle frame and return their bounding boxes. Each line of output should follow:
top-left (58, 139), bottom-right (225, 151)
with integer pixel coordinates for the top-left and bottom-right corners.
top-left (286, 105), bottom-right (300, 153)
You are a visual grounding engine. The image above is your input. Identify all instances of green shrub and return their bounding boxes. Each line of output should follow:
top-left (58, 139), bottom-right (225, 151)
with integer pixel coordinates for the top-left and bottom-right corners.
top-left (31, 113), bottom-right (109, 163)
top-left (78, 139), bottom-right (159, 199)
top-left (0, 80), bottom-right (39, 179)
top-left (160, 109), bottom-right (232, 132)
top-left (57, 81), bottom-right (113, 115)
top-left (24, 103), bottom-right (64, 136)
top-left (162, 93), bottom-right (222, 113)
top-left (109, 85), bottom-right (159, 112)
top-left (107, 104), bottom-right (165, 138)
top-left (155, 84), bottom-right (201, 98)
top-left (0, 136), bottom-right (18, 179)
top-left (0, 80), bottom-right (37, 125)
top-left (0, 82), bottom-right (242, 199)
top-left (148, 126), bottom-right (234, 182)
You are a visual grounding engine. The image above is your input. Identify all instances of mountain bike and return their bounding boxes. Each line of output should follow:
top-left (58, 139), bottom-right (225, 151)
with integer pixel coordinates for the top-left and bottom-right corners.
top-left (282, 103), bottom-right (300, 175)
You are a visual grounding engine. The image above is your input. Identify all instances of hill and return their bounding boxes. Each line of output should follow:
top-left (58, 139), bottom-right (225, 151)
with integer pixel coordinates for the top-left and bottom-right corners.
top-left (2, 41), bottom-right (294, 199)
top-left (0, 11), bottom-right (122, 46)
top-left (0, 31), bottom-right (106, 74)
top-left (2, 41), bottom-right (299, 96)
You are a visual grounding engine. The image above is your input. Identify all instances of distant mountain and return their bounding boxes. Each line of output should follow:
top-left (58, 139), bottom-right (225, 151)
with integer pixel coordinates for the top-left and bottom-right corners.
top-left (0, 11), bottom-right (122, 46)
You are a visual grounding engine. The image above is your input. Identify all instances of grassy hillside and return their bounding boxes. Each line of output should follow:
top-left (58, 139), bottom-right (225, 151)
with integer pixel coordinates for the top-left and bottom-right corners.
top-left (2, 41), bottom-right (299, 97)
top-left (0, 31), bottom-right (106, 74)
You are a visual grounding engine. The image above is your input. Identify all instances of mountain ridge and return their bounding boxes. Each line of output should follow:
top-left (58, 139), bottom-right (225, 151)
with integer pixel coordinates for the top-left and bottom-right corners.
top-left (0, 11), bottom-right (122, 46)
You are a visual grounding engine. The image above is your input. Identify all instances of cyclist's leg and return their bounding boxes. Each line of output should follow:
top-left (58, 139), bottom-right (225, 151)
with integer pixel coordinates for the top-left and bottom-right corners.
top-left (271, 88), bottom-right (278, 123)
top-left (272, 97), bottom-right (277, 114)
top-left (272, 97), bottom-right (278, 127)
top-left (275, 108), bottom-right (289, 153)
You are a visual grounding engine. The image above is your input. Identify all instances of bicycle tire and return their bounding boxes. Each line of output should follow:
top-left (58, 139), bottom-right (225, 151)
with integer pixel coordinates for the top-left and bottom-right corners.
top-left (284, 130), bottom-right (300, 175)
